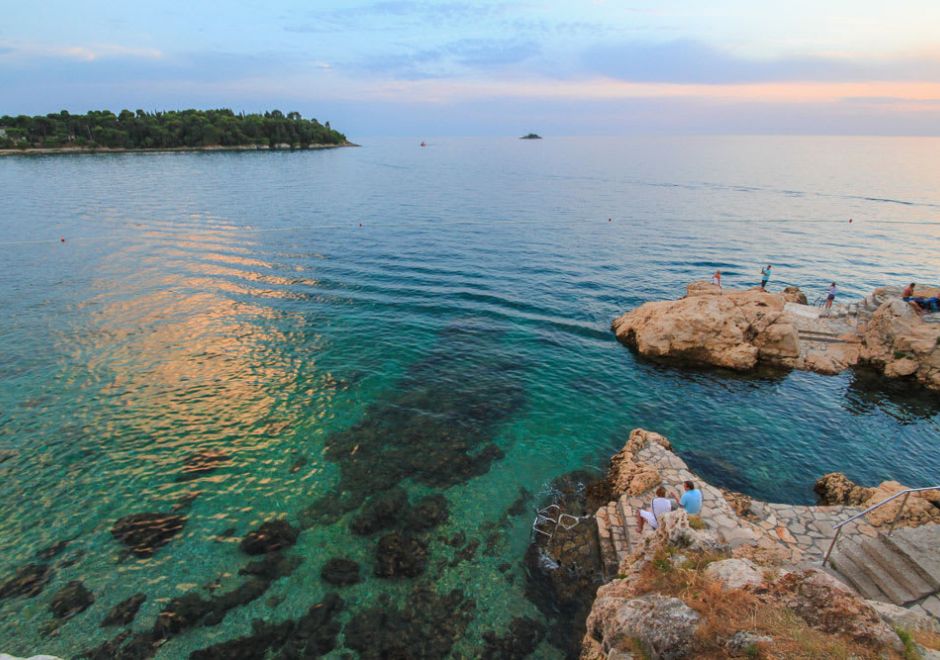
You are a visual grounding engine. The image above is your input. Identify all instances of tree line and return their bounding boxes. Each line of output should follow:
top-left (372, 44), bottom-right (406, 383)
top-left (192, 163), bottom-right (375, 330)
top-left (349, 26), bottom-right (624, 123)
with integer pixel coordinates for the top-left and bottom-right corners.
top-left (0, 109), bottom-right (348, 150)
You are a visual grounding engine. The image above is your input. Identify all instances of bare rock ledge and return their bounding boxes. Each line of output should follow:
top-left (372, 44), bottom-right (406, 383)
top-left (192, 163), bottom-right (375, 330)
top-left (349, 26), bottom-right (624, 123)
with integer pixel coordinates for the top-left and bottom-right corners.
top-left (612, 282), bottom-right (940, 389)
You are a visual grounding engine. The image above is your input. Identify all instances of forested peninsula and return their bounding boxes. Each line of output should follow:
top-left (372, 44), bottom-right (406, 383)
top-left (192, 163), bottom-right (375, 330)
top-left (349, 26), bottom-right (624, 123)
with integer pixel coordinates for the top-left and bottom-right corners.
top-left (0, 109), bottom-right (351, 153)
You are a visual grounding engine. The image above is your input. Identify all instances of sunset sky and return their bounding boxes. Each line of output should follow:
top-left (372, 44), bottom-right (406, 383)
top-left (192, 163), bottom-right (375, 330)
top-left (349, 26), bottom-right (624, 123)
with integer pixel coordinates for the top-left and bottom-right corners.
top-left (3, 1), bottom-right (940, 136)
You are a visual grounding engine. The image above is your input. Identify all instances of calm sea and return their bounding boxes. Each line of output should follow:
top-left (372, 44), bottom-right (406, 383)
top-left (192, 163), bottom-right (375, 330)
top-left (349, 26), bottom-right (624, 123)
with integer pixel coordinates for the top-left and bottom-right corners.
top-left (1, 136), bottom-right (939, 657)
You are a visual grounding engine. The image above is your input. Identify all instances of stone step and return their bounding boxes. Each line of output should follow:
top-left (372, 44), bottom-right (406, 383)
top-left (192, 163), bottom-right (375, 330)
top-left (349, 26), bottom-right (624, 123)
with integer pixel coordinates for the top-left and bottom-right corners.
top-left (830, 546), bottom-right (891, 603)
top-left (607, 502), bottom-right (630, 565)
top-left (881, 526), bottom-right (940, 592)
top-left (861, 537), bottom-right (937, 602)
top-left (838, 540), bottom-right (921, 605)
top-left (595, 505), bottom-right (619, 580)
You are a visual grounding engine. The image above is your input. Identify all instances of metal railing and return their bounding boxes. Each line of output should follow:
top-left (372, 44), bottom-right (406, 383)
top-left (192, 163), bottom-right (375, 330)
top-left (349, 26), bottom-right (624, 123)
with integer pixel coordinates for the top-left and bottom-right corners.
top-left (822, 485), bottom-right (940, 567)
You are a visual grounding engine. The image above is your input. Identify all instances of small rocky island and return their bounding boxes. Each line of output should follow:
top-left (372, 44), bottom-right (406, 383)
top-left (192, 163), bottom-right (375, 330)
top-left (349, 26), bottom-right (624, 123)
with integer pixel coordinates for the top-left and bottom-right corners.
top-left (612, 282), bottom-right (940, 389)
top-left (519, 133), bottom-right (542, 140)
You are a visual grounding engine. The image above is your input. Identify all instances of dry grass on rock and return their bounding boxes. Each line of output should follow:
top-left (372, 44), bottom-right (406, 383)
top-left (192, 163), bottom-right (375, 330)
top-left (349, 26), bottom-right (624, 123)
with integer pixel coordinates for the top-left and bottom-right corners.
top-left (631, 548), bottom-right (906, 659)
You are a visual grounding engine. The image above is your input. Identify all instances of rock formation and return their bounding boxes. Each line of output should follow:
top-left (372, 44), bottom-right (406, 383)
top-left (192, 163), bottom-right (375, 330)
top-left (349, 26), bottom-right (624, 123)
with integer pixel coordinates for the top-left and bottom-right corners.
top-left (581, 429), bottom-right (940, 658)
top-left (815, 472), bottom-right (940, 528)
top-left (612, 284), bottom-right (798, 370)
top-left (607, 429), bottom-right (671, 497)
top-left (612, 281), bottom-right (940, 389)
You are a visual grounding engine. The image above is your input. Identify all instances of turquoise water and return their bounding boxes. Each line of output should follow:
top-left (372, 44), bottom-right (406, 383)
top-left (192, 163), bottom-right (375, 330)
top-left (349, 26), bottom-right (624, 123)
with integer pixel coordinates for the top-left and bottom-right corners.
top-left (1, 136), bottom-right (939, 657)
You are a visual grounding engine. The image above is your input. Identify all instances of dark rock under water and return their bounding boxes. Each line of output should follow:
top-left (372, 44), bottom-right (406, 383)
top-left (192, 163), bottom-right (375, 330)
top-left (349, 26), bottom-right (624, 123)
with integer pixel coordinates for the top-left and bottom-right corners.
top-left (111, 512), bottom-right (187, 557)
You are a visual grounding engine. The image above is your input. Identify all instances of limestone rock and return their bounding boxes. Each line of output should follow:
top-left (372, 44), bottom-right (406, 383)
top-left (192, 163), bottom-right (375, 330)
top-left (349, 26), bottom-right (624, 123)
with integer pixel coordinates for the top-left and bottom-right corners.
top-left (770, 568), bottom-right (901, 649)
top-left (704, 558), bottom-right (763, 590)
top-left (686, 281), bottom-right (722, 297)
top-left (607, 429), bottom-right (668, 497)
top-left (814, 473), bottom-right (940, 528)
top-left (813, 472), bottom-right (872, 506)
top-left (584, 593), bottom-right (699, 659)
top-left (612, 286), bottom-right (798, 371)
top-left (781, 286), bottom-right (808, 305)
top-left (726, 631), bottom-right (773, 653)
top-left (865, 599), bottom-right (940, 633)
top-left (860, 297), bottom-right (940, 390)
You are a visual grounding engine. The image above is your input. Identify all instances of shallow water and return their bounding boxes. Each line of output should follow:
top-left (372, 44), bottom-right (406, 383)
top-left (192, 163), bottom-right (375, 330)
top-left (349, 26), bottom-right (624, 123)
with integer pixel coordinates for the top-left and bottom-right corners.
top-left (1, 136), bottom-right (939, 657)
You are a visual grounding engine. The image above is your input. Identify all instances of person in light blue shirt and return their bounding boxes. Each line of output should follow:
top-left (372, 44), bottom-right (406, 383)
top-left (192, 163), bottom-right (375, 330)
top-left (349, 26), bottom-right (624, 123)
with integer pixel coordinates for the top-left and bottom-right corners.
top-left (673, 480), bottom-right (703, 515)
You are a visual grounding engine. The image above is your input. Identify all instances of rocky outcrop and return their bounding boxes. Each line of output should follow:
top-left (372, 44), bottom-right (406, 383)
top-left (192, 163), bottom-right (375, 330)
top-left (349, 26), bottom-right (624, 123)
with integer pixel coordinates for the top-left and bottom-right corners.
top-left (581, 429), bottom-right (939, 658)
top-left (607, 429), bottom-right (671, 497)
top-left (860, 296), bottom-right (940, 389)
top-left (704, 558), bottom-right (763, 590)
top-left (612, 284), bottom-right (798, 371)
top-left (769, 569), bottom-right (901, 649)
top-left (815, 472), bottom-right (940, 528)
top-left (613, 282), bottom-right (940, 389)
top-left (49, 580), bottom-right (94, 620)
top-left (584, 593), bottom-right (700, 659)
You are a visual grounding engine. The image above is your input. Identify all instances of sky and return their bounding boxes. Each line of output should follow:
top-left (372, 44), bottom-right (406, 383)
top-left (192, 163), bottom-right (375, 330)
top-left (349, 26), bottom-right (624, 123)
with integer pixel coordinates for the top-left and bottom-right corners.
top-left (2, 1), bottom-right (940, 136)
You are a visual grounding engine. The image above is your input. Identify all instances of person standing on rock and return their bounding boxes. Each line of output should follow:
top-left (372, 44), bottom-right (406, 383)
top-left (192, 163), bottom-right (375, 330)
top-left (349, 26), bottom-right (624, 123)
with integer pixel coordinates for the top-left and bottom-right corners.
top-left (760, 264), bottom-right (772, 290)
top-left (824, 282), bottom-right (837, 311)
top-left (712, 270), bottom-right (722, 290)
top-left (635, 486), bottom-right (674, 533)
top-left (672, 481), bottom-right (703, 516)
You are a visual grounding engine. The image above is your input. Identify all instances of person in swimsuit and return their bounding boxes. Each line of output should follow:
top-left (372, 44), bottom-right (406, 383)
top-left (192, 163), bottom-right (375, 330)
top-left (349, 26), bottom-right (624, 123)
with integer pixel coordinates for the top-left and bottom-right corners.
top-left (824, 282), bottom-right (837, 310)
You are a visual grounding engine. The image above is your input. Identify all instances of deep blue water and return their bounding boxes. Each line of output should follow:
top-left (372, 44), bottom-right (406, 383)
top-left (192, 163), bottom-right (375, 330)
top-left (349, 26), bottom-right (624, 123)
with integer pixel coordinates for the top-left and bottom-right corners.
top-left (1, 136), bottom-right (939, 657)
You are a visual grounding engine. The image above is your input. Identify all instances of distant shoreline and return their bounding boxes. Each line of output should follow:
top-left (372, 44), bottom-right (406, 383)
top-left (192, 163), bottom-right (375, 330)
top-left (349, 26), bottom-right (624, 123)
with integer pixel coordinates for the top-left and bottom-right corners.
top-left (0, 142), bottom-right (359, 157)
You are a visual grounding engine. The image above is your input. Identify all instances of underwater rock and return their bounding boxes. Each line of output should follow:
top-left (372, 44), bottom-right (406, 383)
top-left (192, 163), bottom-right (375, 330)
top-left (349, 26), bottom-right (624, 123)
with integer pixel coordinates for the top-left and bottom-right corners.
top-left (481, 616), bottom-right (546, 659)
top-left (49, 580), bottom-right (94, 619)
top-left (0, 562), bottom-right (53, 599)
top-left (101, 593), bottom-right (146, 627)
top-left (320, 558), bottom-right (360, 586)
top-left (404, 494), bottom-right (450, 532)
top-left (374, 532), bottom-right (428, 578)
top-left (449, 539), bottom-right (480, 567)
top-left (0, 562), bottom-right (51, 601)
top-left (238, 553), bottom-right (302, 582)
top-left (321, 325), bottom-right (524, 503)
top-left (176, 450), bottom-right (230, 482)
top-left (344, 587), bottom-right (475, 659)
top-left (189, 593), bottom-right (344, 660)
top-left (36, 540), bottom-right (69, 561)
top-left (111, 512), bottom-right (187, 557)
top-left (506, 487), bottom-right (533, 517)
top-left (239, 519), bottom-right (299, 555)
top-left (349, 487), bottom-right (407, 535)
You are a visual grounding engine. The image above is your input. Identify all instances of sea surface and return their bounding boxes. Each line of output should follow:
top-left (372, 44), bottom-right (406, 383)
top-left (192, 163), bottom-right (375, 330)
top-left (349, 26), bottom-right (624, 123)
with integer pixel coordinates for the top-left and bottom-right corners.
top-left (1, 136), bottom-right (939, 657)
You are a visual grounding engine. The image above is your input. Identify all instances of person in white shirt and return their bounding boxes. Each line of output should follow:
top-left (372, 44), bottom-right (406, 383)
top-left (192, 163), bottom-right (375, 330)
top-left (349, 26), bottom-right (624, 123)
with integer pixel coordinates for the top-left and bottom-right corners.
top-left (635, 486), bottom-right (674, 533)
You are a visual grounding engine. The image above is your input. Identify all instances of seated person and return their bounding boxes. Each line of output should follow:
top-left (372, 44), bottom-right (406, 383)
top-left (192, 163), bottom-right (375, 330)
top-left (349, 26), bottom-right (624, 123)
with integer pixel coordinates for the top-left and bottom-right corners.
top-left (635, 486), bottom-right (674, 533)
top-left (672, 480), bottom-right (703, 515)
top-left (902, 282), bottom-right (915, 299)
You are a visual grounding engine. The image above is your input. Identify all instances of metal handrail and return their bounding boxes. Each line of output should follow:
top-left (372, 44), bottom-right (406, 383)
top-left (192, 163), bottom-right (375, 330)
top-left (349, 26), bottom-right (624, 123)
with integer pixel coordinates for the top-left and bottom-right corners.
top-left (822, 485), bottom-right (940, 566)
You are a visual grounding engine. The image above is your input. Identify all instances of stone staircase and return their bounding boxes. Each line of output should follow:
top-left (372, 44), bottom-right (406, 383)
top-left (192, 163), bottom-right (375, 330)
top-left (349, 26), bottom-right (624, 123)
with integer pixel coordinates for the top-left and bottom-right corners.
top-left (595, 497), bottom-right (633, 580)
top-left (829, 525), bottom-right (940, 618)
